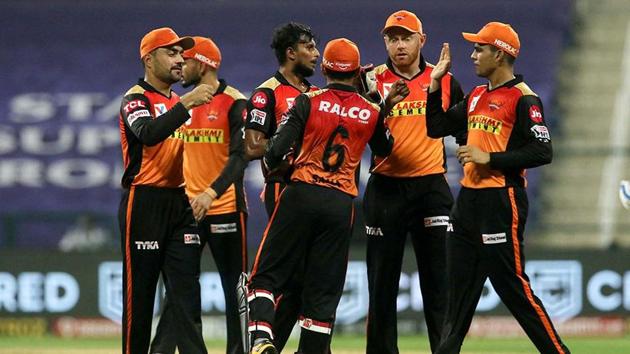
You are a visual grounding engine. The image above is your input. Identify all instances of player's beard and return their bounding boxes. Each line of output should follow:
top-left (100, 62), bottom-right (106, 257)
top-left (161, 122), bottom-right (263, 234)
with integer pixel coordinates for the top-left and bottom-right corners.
top-left (294, 62), bottom-right (315, 78)
top-left (182, 74), bottom-right (200, 88)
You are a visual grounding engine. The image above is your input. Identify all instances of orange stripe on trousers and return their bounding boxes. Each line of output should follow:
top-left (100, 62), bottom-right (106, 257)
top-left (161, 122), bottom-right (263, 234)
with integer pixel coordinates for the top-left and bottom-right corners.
top-left (250, 188), bottom-right (285, 279)
top-left (124, 186), bottom-right (135, 354)
top-left (508, 188), bottom-right (564, 354)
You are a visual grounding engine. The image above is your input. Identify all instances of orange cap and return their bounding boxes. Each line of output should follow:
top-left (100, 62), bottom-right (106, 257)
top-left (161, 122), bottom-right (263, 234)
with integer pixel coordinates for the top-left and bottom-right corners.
top-left (462, 22), bottom-right (520, 58)
top-left (183, 36), bottom-right (222, 69)
top-left (322, 38), bottom-right (360, 73)
top-left (139, 27), bottom-right (194, 59)
top-left (382, 10), bottom-right (423, 34)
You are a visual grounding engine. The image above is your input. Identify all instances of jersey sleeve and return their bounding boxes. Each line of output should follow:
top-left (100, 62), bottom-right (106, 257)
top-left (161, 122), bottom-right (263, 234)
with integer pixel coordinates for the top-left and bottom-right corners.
top-left (489, 95), bottom-right (552, 169)
top-left (120, 93), bottom-right (190, 146)
top-left (447, 77), bottom-right (468, 145)
top-left (264, 94), bottom-right (310, 171)
top-left (369, 109), bottom-right (394, 156)
top-left (209, 99), bottom-right (248, 197)
top-left (425, 87), bottom-right (468, 139)
top-left (244, 87), bottom-right (276, 138)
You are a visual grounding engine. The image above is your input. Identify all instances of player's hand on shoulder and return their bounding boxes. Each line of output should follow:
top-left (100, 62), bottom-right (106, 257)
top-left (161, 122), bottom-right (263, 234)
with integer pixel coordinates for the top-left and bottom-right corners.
top-left (181, 84), bottom-right (214, 109)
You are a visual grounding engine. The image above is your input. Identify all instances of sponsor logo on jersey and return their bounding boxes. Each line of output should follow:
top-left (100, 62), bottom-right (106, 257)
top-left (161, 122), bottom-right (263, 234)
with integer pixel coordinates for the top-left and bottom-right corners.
top-left (154, 103), bottom-right (167, 117)
top-left (126, 109), bottom-right (150, 126)
top-left (210, 223), bottom-right (237, 234)
top-left (531, 125), bottom-right (550, 142)
top-left (250, 109), bottom-right (266, 125)
top-left (388, 100), bottom-right (427, 118)
top-left (286, 97), bottom-right (296, 109)
top-left (482, 232), bottom-right (507, 244)
top-left (184, 233), bottom-right (201, 244)
top-left (365, 226), bottom-right (383, 236)
top-left (317, 100), bottom-right (371, 122)
top-left (488, 100), bottom-right (503, 111)
top-left (123, 99), bottom-right (146, 113)
top-left (468, 115), bottom-right (502, 134)
top-left (529, 105), bottom-right (543, 123)
top-left (135, 241), bottom-right (159, 250)
top-left (180, 128), bottom-right (224, 143)
top-left (424, 216), bottom-right (450, 227)
top-left (251, 92), bottom-right (268, 109)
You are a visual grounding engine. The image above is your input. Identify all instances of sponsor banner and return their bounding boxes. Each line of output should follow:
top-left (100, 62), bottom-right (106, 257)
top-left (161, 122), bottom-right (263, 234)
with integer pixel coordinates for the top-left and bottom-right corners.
top-left (52, 317), bottom-right (121, 338)
top-left (2, 248), bottom-right (628, 328)
top-left (0, 317), bottom-right (48, 337)
top-left (469, 316), bottom-right (626, 338)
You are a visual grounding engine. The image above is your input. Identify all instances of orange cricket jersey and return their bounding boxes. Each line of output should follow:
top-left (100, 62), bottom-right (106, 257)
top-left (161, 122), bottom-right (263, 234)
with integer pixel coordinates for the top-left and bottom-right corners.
top-left (371, 59), bottom-right (455, 177)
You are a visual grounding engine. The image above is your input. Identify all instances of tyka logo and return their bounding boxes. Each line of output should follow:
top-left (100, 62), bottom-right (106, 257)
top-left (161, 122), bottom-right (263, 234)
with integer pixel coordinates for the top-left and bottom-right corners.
top-left (527, 260), bottom-right (582, 321)
top-left (135, 241), bottom-right (159, 250)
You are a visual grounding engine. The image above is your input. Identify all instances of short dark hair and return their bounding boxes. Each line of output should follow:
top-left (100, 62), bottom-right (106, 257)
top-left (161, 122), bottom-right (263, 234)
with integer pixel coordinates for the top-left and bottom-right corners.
top-left (323, 68), bottom-right (359, 81)
top-left (489, 45), bottom-right (516, 65)
top-left (271, 22), bottom-right (316, 65)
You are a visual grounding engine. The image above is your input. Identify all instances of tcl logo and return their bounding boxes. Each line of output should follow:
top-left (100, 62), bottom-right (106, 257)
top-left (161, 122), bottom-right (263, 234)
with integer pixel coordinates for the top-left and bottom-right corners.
top-left (123, 100), bottom-right (146, 113)
top-left (251, 92), bottom-right (267, 109)
top-left (529, 105), bottom-right (543, 123)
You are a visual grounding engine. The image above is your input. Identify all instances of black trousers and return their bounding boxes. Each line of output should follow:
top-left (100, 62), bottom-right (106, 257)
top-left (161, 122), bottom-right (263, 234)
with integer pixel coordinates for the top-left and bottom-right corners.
top-left (150, 212), bottom-right (248, 354)
top-left (118, 186), bottom-right (206, 354)
top-left (435, 187), bottom-right (570, 354)
top-left (249, 183), bottom-right (353, 354)
top-left (263, 181), bottom-right (313, 352)
top-left (363, 173), bottom-right (452, 353)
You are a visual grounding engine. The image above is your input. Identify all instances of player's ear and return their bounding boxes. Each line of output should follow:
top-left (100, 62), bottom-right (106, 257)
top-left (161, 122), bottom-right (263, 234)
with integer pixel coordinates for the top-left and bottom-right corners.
top-left (286, 46), bottom-right (297, 62)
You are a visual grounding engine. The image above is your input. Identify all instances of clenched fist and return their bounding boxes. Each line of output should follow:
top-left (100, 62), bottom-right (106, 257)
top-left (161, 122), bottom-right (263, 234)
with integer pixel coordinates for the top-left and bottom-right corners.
top-left (181, 84), bottom-right (214, 109)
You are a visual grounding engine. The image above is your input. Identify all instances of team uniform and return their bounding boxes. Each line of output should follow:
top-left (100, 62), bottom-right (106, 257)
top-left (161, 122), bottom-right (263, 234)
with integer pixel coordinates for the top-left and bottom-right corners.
top-left (118, 79), bottom-right (207, 354)
top-left (244, 72), bottom-right (317, 350)
top-left (150, 80), bottom-right (248, 354)
top-left (426, 75), bottom-right (570, 354)
top-left (364, 57), bottom-right (464, 353)
top-left (247, 84), bottom-right (394, 353)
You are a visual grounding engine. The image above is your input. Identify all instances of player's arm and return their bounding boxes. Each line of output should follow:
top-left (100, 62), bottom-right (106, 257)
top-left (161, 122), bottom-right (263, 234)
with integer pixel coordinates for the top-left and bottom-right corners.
top-left (426, 43), bottom-right (468, 138)
top-left (208, 99), bottom-right (248, 197)
top-left (121, 85), bottom-right (212, 146)
top-left (264, 94), bottom-right (309, 171)
top-left (488, 95), bottom-right (552, 169)
top-left (448, 77), bottom-right (468, 145)
top-left (244, 88), bottom-right (276, 160)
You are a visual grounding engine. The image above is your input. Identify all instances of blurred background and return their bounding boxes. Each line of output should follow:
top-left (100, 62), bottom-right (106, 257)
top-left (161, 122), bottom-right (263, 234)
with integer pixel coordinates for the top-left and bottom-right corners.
top-left (0, 0), bottom-right (629, 346)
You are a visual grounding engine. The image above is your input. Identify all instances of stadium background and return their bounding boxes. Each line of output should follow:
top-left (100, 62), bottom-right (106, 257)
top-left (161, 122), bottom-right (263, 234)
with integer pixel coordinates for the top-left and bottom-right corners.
top-left (1, 0), bottom-right (629, 352)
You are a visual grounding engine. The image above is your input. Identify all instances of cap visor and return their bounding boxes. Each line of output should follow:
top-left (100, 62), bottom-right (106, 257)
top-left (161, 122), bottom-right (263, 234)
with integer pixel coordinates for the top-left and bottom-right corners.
top-left (382, 25), bottom-right (418, 34)
top-left (161, 36), bottom-right (195, 51)
top-left (462, 32), bottom-right (486, 44)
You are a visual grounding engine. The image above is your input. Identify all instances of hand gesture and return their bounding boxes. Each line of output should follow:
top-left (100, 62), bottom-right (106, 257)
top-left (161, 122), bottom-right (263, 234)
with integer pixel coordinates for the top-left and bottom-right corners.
top-left (430, 43), bottom-right (452, 81)
top-left (384, 79), bottom-right (410, 110)
top-left (190, 189), bottom-right (216, 222)
top-left (181, 84), bottom-right (214, 109)
top-left (456, 145), bottom-right (490, 166)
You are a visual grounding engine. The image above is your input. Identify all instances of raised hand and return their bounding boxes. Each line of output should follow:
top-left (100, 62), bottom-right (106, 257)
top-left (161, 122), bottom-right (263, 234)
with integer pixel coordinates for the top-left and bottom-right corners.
top-left (431, 43), bottom-right (452, 81)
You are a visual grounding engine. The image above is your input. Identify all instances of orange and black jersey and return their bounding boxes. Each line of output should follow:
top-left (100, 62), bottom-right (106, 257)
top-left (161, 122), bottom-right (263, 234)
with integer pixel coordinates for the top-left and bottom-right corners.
top-left (180, 80), bottom-right (248, 215)
top-left (265, 84), bottom-right (394, 197)
top-left (426, 75), bottom-right (552, 189)
top-left (244, 72), bottom-right (317, 183)
top-left (370, 56), bottom-right (464, 177)
top-left (245, 71), bottom-right (316, 137)
top-left (119, 79), bottom-right (189, 188)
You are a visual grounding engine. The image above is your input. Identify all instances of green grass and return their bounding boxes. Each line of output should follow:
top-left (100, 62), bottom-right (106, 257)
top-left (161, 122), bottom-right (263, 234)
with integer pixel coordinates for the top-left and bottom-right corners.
top-left (0, 334), bottom-right (629, 353)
